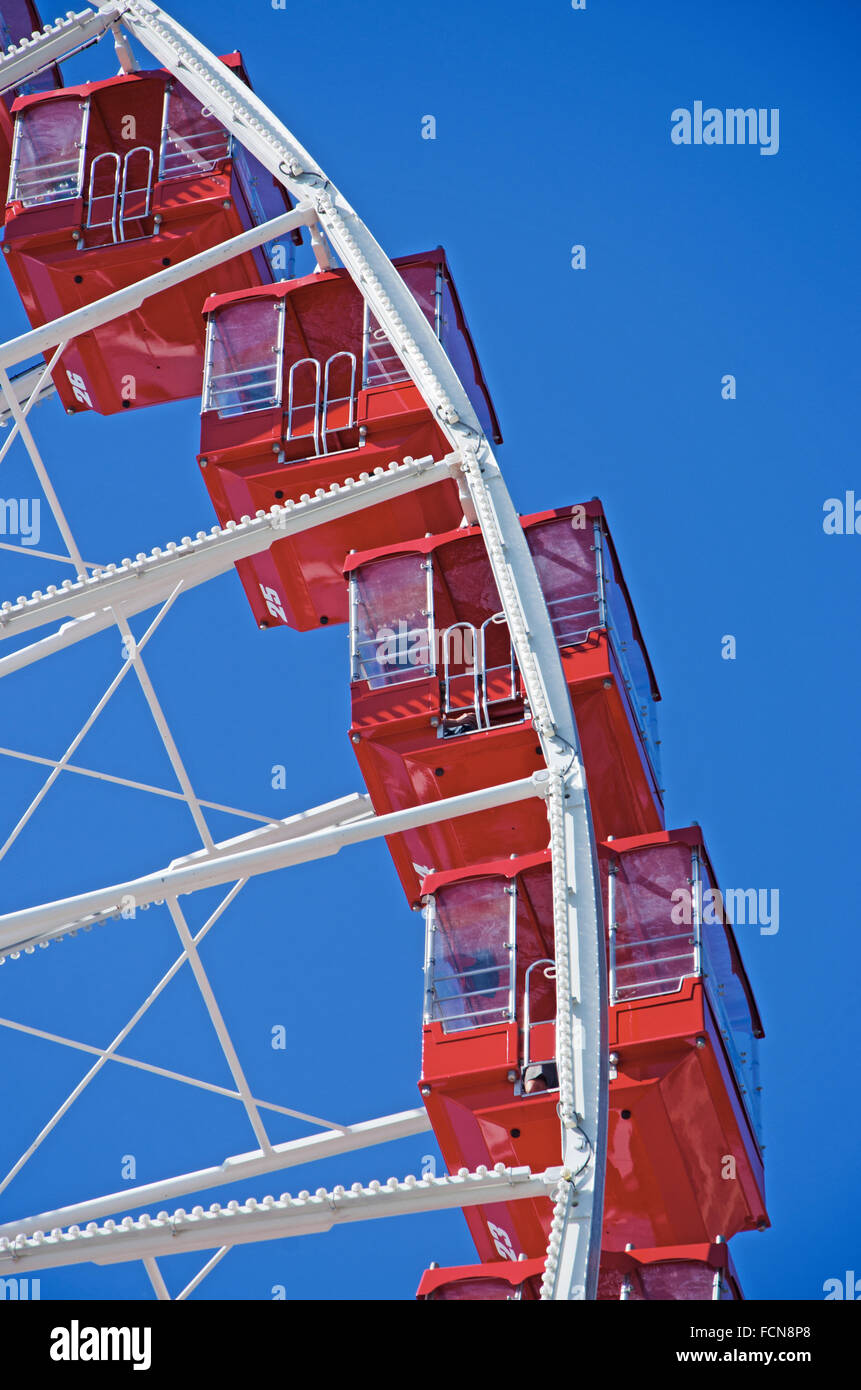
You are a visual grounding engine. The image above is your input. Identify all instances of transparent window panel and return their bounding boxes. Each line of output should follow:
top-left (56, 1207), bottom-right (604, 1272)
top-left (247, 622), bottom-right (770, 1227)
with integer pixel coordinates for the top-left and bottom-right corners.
top-left (363, 261), bottom-right (436, 388)
top-left (439, 276), bottom-right (498, 440)
top-left (602, 539), bottom-right (661, 780)
top-left (428, 878), bottom-right (513, 1034)
top-left (203, 299), bottom-right (283, 417)
top-left (527, 518), bottom-right (601, 647)
top-left (160, 84), bottom-right (230, 180)
top-left (639, 1263), bottom-right (721, 1300)
top-left (611, 843), bottom-right (696, 1002)
top-left (701, 868), bottom-right (763, 1141)
top-left (351, 555), bottom-right (432, 687)
top-left (11, 98), bottom-right (85, 207)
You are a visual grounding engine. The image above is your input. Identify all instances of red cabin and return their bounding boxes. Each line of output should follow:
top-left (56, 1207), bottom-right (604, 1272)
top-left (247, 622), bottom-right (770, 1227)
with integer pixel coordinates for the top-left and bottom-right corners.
top-left (196, 248), bottom-right (500, 630)
top-left (601, 826), bottom-right (767, 1250)
top-left (417, 828), bottom-right (767, 1268)
top-left (347, 501), bottom-right (663, 904)
top-left (419, 851), bottom-right (561, 1265)
top-left (416, 1243), bottom-right (743, 1300)
top-left (2, 54), bottom-right (295, 414)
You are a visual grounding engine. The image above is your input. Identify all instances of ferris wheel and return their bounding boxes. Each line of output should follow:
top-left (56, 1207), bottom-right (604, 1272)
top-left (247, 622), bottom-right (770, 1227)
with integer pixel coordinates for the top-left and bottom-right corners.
top-left (0, 2), bottom-right (766, 1306)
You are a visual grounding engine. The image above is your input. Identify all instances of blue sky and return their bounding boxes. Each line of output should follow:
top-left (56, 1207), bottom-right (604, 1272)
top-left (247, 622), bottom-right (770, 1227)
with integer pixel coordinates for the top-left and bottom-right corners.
top-left (0, 0), bottom-right (858, 1300)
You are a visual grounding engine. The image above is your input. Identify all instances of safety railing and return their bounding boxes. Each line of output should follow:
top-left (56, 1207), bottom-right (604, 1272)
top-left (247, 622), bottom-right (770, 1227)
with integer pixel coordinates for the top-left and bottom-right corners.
top-left (286, 356), bottom-right (321, 452)
top-left (522, 958), bottom-right (556, 1071)
top-left (85, 146), bottom-right (154, 244)
top-left (440, 613), bottom-right (519, 732)
top-left (119, 146), bottom-right (154, 232)
top-left (321, 351), bottom-right (357, 452)
top-left (86, 150), bottom-right (120, 239)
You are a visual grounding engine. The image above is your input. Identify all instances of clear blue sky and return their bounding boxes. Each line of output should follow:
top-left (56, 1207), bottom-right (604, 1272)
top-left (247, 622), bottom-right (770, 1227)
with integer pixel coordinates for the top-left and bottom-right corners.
top-left (0, 0), bottom-right (858, 1300)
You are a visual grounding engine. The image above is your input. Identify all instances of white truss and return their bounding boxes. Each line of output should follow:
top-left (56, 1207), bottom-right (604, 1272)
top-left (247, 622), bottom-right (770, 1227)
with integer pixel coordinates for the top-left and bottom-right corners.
top-left (0, 206), bottom-right (316, 373)
top-left (0, 454), bottom-right (454, 654)
top-left (0, 3), bottom-right (608, 1298)
top-left (0, 5), bottom-right (117, 92)
top-left (0, 773), bottom-right (545, 956)
top-left (0, 362), bottom-right (56, 427)
top-left (0, 1164), bottom-right (562, 1272)
top-left (0, 1108), bottom-right (432, 1239)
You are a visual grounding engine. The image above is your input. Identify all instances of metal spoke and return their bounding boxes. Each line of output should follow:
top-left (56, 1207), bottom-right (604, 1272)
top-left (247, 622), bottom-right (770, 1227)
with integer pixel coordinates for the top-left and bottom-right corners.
top-left (0, 584), bottom-right (184, 864)
top-left (165, 896), bottom-right (272, 1152)
top-left (0, 746), bottom-right (282, 826)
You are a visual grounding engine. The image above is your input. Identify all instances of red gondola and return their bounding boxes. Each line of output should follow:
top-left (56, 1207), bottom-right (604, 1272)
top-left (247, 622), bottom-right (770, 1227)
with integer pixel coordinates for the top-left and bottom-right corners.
top-left (346, 501), bottom-right (662, 903)
top-left (2, 53), bottom-right (295, 414)
top-left (416, 827), bottom-right (767, 1268)
top-left (196, 248), bottom-right (500, 630)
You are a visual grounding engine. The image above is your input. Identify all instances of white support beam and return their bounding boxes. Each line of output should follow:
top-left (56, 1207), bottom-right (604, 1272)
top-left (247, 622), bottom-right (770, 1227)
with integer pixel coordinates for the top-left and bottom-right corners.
top-left (142, 1257), bottom-right (170, 1300)
top-left (175, 1246), bottom-right (229, 1301)
top-left (0, 206), bottom-right (316, 372)
top-left (0, 1164), bottom-right (561, 1272)
top-left (0, 455), bottom-right (454, 652)
top-left (0, 772), bottom-right (546, 955)
top-left (0, 362), bottom-right (57, 427)
top-left (170, 791), bottom-right (374, 864)
top-left (0, 7), bottom-right (116, 93)
top-left (0, 1108), bottom-right (432, 1239)
top-left (0, 744), bottom-right (288, 826)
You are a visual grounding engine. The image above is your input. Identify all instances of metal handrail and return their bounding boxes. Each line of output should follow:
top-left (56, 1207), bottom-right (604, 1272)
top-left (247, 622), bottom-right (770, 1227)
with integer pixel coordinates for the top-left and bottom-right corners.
top-left (522, 958), bottom-right (556, 1070)
top-left (478, 612), bottom-right (517, 727)
top-left (442, 621), bottom-right (480, 724)
top-left (286, 356), bottom-right (321, 454)
top-left (118, 145), bottom-right (154, 240)
top-left (86, 150), bottom-right (120, 241)
top-left (321, 350), bottom-right (356, 454)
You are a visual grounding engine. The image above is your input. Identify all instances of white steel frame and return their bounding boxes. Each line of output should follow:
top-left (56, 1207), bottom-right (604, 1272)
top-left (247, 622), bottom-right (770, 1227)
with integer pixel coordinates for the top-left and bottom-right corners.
top-left (0, 2), bottom-right (607, 1301)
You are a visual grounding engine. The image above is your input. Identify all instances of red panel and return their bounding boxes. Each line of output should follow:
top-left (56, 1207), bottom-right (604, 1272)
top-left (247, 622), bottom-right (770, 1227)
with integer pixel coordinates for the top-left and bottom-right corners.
top-left (418, 1246), bottom-right (742, 1301)
top-left (201, 423), bottom-right (463, 631)
top-left (604, 988), bottom-right (767, 1248)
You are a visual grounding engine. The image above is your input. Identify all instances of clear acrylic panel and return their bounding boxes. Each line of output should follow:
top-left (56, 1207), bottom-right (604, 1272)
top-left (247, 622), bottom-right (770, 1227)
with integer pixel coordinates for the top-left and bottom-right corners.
top-left (11, 97), bottom-right (84, 207)
top-left (160, 84), bottom-right (230, 180)
top-left (351, 554), bottom-right (432, 687)
top-left (427, 878), bottom-right (513, 1034)
top-left (204, 299), bottom-right (283, 417)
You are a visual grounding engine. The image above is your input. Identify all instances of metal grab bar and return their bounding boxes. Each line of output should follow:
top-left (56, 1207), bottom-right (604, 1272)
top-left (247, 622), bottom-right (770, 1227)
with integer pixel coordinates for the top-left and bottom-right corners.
top-left (441, 614), bottom-right (518, 732)
top-left (442, 622), bottom-right (480, 724)
top-left (118, 145), bottom-right (154, 240)
top-left (286, 356), bottom-right (321, 454)
top-left (322, 350), bottom-right (357, 454)
top-left (86, 151), bottom-right (120, 241)
top-left (86, 148), bottom-right (155, 245)
top-left (479, 612), bottom-right (517, 727)
top-left (522, 958), bottom-right (556, 1070)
